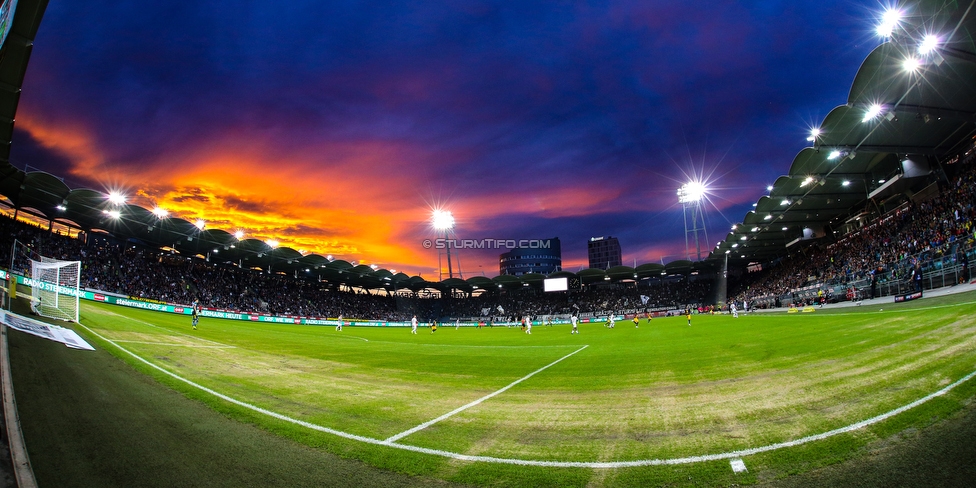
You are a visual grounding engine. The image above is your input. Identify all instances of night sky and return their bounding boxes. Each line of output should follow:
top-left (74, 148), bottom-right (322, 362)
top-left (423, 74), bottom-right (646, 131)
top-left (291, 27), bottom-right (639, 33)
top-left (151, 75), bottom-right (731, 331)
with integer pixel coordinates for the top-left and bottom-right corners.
top-left (11, 1), bottom-right (882, 277)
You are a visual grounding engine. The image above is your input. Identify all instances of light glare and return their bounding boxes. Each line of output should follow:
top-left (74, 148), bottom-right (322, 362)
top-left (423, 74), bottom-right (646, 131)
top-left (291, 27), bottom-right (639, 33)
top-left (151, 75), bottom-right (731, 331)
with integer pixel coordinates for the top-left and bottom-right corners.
top-left (919, 34), bottom-right (940, 54)
top-left (902, 57), bottom-right (920, 72)
top-left (862, 104), bottom-right (883, 122)
top-left (194, 219), bottom-right (206, 230)
top-left (431, 209), bottom-right (456, 230)
top-left (152, 207), bottom-right (169, 218)
top-left (876, 8), bottom-right (902, 38)
top-left (107, 191), bottom-right (126, 205)
top-left (677, 181), bottom-right (707, 203)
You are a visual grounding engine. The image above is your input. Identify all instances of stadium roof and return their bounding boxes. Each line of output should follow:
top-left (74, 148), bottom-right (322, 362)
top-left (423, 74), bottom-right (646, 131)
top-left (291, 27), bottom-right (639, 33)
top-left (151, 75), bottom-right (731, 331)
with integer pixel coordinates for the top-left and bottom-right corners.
top-left (1, 0), bottom-right (974, 287)
top-left (714, 0), bottom-right (976, 265)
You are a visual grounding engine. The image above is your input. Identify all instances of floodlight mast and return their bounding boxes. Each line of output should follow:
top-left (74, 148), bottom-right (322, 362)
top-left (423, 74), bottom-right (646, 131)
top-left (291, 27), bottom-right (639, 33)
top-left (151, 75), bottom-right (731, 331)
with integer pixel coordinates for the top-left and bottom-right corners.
top-left (432, 210), bottom-right (457, 280)
top-left (677, 183), bottom-right (708, 261)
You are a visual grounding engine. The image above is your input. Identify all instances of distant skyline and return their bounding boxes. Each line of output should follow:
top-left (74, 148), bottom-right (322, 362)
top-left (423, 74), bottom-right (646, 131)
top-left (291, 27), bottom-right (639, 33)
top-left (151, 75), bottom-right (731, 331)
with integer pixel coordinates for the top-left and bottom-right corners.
top-left (10, 1), bottom-right (882, 277)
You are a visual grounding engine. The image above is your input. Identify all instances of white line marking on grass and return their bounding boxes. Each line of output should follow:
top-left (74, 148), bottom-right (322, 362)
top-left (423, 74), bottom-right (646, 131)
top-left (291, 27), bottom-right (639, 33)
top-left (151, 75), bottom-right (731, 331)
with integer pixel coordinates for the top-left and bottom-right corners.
top-left (382, 345), bottom-right (590, 444)
top-left (325, 334), bottom-right (369, 342)
top-left (76, 321), bottom-right (976, 468)
top-left (366, 340), bottom-right (575, 349)
top-left (112, 340), bottom-right (236, 349)
top-left (85, 307), bottom-right (229, 347)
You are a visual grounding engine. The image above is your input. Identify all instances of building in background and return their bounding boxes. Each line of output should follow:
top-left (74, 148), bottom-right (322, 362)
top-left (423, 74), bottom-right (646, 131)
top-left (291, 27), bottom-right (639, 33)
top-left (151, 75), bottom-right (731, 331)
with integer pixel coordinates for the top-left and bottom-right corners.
top-left (588, 236), bottom-right (621, 270)
top-left (499, 238), bottom-right (561, 276)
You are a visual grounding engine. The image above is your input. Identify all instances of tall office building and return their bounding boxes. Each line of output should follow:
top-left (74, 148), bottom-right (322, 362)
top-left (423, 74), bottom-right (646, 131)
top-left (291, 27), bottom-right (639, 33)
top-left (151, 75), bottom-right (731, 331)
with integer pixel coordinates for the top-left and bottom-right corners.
top-left (587, 236), bottom-right (621, 270)
top-left (499, 238), bottom-right (561, 276)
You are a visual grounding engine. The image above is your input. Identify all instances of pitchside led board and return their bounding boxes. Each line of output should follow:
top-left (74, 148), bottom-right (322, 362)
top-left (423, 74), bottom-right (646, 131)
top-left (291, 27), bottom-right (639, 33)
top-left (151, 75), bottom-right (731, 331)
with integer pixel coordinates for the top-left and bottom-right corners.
top-left (543, 277), bottom-right (568, 292)
top-left (0, 0), bottom-right (17, 49)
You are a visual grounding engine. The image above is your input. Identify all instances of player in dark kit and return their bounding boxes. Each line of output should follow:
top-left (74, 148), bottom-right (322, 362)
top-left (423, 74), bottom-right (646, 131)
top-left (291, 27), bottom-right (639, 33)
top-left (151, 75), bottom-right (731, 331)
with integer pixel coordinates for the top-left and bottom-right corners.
top-left (191, 299), bottom-right (200, 330)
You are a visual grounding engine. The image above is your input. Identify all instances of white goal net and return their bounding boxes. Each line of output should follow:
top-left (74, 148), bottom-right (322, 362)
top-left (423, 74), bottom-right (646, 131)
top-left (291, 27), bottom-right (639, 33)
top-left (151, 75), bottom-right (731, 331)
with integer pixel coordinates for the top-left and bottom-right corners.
top-left (29, 256), bottom-right (81, 323)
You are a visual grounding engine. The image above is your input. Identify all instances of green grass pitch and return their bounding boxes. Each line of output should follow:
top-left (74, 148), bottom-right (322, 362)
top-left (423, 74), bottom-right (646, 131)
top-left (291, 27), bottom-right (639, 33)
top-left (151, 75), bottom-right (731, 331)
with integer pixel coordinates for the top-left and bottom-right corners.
top-left (14, 292), bottom-right (976, 487)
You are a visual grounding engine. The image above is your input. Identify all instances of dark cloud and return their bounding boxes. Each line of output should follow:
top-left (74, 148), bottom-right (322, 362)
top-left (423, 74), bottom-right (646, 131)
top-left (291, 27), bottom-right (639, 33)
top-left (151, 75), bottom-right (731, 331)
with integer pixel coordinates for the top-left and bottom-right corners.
top-left (10, 0), bottom-right (879, 273)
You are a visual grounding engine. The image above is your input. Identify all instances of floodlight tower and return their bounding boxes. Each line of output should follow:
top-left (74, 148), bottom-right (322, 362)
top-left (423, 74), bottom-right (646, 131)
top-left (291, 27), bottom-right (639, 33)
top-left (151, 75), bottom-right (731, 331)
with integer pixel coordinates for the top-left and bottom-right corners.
top-left (432, 210), bottom-right (459, 280)
top-left (677, 182), bottom-right (709, 261)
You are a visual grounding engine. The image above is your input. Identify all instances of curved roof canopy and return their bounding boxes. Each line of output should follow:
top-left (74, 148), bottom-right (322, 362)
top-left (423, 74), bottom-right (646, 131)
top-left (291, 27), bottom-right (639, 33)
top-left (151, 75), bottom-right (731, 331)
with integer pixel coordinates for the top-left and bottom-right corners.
top-left (715, 0), bottom-right (976, 265)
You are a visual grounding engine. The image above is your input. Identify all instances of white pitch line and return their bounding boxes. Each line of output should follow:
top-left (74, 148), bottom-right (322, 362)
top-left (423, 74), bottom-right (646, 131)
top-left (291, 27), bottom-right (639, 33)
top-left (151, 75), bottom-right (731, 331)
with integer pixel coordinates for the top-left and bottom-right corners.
top-left (366, 340), bottom-right (576, 349)
top-left (112, 340), bottom-right (236, 349)
top-left (86, 307), bottom-right (229, 347)
top-left (76, 322), bottom-right (976, 468)
top-left (338, 335), bottom-right (369, 342)
top-left (382, 345), bottom-right (589, 444)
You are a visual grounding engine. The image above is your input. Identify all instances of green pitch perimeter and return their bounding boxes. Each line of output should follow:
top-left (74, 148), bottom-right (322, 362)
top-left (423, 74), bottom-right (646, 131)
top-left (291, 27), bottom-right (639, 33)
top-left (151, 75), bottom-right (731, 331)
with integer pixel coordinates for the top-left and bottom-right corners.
top-left (35, 293), bottom-right (976, 485)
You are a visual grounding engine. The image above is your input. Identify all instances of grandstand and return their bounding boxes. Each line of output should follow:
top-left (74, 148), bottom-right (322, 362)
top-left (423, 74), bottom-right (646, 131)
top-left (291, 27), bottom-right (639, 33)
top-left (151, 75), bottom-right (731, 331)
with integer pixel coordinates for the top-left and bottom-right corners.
top-left (0, 0), bottom-right (975, 486)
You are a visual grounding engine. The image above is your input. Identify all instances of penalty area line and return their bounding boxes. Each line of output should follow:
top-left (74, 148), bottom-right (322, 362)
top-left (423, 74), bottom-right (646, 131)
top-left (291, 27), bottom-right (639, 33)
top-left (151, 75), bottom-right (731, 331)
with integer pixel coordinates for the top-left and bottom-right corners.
top-left (85, 307), bottom-right (229, 347)
top-left (75, 321), bottom-right (976, 468)
top-left (112, 340), bottom-right (236, 349)
top-left (382, 344), bottom-right (589, 444)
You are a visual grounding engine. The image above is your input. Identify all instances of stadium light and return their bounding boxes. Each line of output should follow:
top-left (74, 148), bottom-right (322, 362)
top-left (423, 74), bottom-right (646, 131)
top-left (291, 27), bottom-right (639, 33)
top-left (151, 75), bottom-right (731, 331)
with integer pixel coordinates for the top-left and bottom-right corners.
top-left (431, 209), bottom-right (457, 279)
top-left (862, 103), bottom-right (884, 122)
top-left (431, 209), bottom-right (455, 230)
top-left (107, 191), bottom-right (126, 205)
top-left (842, 180), bottom-right (851, 186)
top-left (902, 57), bottom-right (921, 73)
top-left (677, 182), bottom-right (706, 203)
top-left (266, 239), bottom-right (279, 248)
top-left (194, 219), bottom-right (206, 230)
top-left (919, 34), bottom-right (940, 54)
top-left (766, 185), bottom-right (773, 192)
top-left (152, 207), bottom-right (169, 218)
top-left (103, 209), bottom-right (121, 219)
top-left (55, 204), bottom-right (66, 211)
top-left (234, 229), bottom-right (245, 240)
top-left (876, 8), bottom-right (903, 38)
top-left (806, 128), bottom-right (821, 142)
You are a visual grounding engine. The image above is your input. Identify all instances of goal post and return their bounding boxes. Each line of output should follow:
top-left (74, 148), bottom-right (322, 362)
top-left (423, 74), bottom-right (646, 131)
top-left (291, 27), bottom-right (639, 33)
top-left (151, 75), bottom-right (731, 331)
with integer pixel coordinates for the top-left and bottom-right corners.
top-left (30, 258), bottom-right (81, 323)
top-left (9, 239), bottom-right (81, 323)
